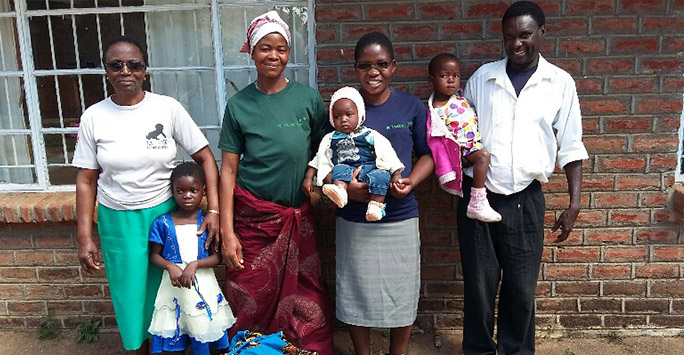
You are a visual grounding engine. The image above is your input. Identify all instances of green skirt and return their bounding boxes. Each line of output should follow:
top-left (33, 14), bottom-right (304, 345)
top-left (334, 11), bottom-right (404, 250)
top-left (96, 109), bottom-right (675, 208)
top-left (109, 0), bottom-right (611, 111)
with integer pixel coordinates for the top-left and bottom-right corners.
top-left (97, 198), bottom-right (175, 350)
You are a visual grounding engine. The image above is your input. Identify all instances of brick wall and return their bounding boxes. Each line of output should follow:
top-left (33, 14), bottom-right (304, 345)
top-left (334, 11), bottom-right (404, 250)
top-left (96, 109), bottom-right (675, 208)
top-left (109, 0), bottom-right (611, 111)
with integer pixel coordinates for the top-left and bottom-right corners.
top-left (316, 0), bottom-right (684, 335)
top-left (1, 0), bottom-right (683, 338)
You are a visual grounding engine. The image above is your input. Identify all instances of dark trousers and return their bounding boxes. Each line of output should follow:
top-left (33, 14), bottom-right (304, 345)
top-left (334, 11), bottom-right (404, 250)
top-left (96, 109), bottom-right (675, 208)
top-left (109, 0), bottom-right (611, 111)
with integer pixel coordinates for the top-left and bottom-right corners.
top-left (457, 176), bottom-right (545, 355)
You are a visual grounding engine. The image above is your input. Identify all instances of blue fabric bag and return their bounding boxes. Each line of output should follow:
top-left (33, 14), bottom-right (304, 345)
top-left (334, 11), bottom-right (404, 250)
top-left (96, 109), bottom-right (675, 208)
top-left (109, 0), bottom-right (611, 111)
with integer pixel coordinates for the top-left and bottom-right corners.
top-left (223, 330), bottom-right (319, 355)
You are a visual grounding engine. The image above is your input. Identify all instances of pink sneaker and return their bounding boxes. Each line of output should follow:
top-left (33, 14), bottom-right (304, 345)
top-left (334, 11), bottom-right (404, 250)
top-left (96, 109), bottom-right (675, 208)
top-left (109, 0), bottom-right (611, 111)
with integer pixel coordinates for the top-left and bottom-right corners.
top-left (466, 187), bottom-right (502, 223)
top-left (322, 184), bottom-right (348, 208)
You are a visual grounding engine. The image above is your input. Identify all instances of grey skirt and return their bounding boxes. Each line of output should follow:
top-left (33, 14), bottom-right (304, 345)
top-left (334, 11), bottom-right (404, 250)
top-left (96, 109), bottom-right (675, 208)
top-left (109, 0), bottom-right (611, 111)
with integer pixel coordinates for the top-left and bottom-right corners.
top-left (335, 217), bottom-right (420, 328)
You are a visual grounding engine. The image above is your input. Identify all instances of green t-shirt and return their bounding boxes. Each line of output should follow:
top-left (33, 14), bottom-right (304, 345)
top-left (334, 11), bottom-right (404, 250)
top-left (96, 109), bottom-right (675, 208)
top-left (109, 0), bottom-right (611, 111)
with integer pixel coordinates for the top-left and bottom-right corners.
top-left (218, 80), bottom-right (327, 207)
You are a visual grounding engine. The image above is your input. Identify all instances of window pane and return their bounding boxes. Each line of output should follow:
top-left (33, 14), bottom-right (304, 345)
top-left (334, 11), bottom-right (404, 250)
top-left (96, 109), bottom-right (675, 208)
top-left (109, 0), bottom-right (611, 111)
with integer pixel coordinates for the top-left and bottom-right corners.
top-left (220, 5), bottom-right (310, 66)
top-left (149, 70), bottom-right (219, 126)
top-left (0, 17), bottom-right (19, 71)
top-left (224, 68), bottom-right (258, 99)
top-left (30, 15), bottom-right (78, 70)
top-left (45, 133), bottom-right (75, 165)
top-left (0, 134), bottom-right (35, 185)
top-left (0, 77), bottom-right (29, 130)
top-left (146, 9), bottom-right (214, 67)
top-left (49, 166), bottom-right (78, 185)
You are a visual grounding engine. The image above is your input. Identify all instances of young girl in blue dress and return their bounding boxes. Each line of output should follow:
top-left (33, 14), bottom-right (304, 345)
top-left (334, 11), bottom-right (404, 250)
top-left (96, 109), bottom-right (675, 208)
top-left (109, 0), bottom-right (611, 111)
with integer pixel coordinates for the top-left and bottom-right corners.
top-left (148, 162), bottom-right (236, 354)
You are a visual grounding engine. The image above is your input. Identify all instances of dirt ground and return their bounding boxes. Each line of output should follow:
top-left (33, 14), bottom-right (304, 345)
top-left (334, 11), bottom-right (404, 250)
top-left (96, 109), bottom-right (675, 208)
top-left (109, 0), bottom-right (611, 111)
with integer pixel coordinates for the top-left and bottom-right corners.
top-left (3, 329), bottom-right (684, 355)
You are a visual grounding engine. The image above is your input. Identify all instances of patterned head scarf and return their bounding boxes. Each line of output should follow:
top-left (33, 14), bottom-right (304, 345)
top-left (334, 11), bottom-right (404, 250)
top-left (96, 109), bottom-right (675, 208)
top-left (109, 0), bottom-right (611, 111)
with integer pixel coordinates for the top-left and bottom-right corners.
top-left (329, 86), bottom-right (366, 130)
top-left (240, 11), bottom-right (291, 55)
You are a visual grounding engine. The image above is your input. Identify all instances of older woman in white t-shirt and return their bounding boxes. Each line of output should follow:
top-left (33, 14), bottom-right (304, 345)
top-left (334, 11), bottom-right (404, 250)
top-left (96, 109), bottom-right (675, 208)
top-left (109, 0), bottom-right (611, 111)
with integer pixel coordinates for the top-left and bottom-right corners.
top-left (72, 36), bottom-right (219, 355)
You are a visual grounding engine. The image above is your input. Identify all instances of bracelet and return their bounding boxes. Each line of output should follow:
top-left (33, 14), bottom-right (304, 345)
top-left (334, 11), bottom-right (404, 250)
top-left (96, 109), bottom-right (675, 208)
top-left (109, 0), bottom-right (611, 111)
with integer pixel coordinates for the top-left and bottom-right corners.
top-left (207, 209), bottom-right (220, 215)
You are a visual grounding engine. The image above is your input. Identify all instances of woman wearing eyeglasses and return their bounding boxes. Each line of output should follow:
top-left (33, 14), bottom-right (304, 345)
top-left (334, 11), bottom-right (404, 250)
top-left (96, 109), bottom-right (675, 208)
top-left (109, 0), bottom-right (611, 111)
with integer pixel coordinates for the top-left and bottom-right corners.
top-left (334, 32), bottom-right (434, 355)
top-left (72, 36), bottom-right (219, 354)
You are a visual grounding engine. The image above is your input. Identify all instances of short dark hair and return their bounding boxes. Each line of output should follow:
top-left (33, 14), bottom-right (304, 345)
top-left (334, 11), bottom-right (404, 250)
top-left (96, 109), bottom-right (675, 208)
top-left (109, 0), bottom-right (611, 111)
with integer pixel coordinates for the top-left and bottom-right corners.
top-left (502, 1), bottom-right (545, 27)
top-left (354, 32), bottom-right (394, 62)
top-left (428, 53), bottom-right (459, 76)
top-left (102, 35), bottom-right (148, 66)
top-left (170, 162), bottom-right (206, 187)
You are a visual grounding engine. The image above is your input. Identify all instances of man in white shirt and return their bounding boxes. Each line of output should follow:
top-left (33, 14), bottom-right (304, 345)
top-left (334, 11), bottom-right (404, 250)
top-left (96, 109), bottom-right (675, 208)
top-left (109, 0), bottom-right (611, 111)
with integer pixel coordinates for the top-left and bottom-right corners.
top-left (459, 1), bottom-right (588, 354)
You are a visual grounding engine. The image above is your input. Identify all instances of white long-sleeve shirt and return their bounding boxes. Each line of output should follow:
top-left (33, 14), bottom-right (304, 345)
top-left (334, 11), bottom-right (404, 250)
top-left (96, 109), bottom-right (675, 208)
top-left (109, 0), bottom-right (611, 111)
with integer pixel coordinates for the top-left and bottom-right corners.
top-left (464, 55), bottom-right (588, 195)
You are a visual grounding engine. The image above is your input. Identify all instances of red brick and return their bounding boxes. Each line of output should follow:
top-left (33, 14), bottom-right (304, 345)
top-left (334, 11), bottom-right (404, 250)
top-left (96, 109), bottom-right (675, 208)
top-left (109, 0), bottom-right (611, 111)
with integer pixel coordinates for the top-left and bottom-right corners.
top-left (37, 267), bottom-right (80, 282)
top-left (619, 0), bottom-right (666, 13)
top-left (641, 58), bottom-right (684, 72)
top-left (568, 0), bottom-right (615, 14)
top-left (586, 58), bottom-right (634, 74)
top-left (625, 299), bottom-right (669, 313)
top-left (415, 44), bottom-right (457, 59)
top-left (466, 2), bottom-right (510, 18)
top-left (597, 156), bottom-right (646, 172)
top-left (545, 264), bottom-right (588, 280)
top-left (653, 208), bottom-right (684, 223)
top-left (46, 301), bottom-right (83, 315)
top-left (609, 210), bottom-right (650, 226)
top-left (551, 59), bottom-right (582, 75)
top-left (393, 25), bottom-right (437, 41)
top-left (316, 5), bottom-right (361, 21)
top-left (459, 42), bottom-right (501, 57)
top-left (559, 314), bottom-right (602, 328)
top-left (581, 175), bottom-right (614, 190)
top-left (545, 193), bottom-right (589, 209)
top-left (591, 264), bottom-right (631, 279)
top-left (422, 231), bottom-right (452, 246)
top-left (316, 46), bottom-right (356, 64)
top-left (580, 97), bottom-right (630, 116)
top-left (0, 284), bottom-right (22, 298)
top-left (663, 76), bottom-right (684, 92)
top-left (422, 265), bottom-right (456, 280)
top-left (341, 25), bottom-right (389, 42)
top-left (591, 17), bottom-right (637, 34)
top-left (593, 192), bottom-right (639, 208)
top-left (0, 235), bottom-right (32, 249)
top-left (636, 96), bottom-right (682, 114)
top-left (33, 234), bottom-right (73, 249)
top-left (635, 228), bottom-right (679, 243)
top-left (7, 301), bottom-right (44, 315)
top-left (366, 4), bottom-right (413, 20)
top-left (662, 36), bottom-right (684, 54)
top-left (544, 229), bottom-right (583, 245)
top-left (394, 64), bottom-right (427, 81)
top-left (440, 22), bottom-right (483, 39)
top-left (607, 77), bottom-right (657, 93)
top-left (640, 192), bottom-right (667, 207)
top-left (536, 298), bottom-right (577, 312)
top-left (556, 247), bottom-right (600, 262)
top-left (650, 315), bottom-right (684, 327)
top-left (651, 280), bottom-right (684, 297)
top-left (653, 246), bottom-right (684, 261)
top-left (0, 251), bottom-right (14, 265)
top-left (84, 300), bottom-right (114, 313)
top-left (574, 210), bottom-right (606, 227)
top-left (0, 267), bottom-right (37, 281)
top-left (574, 78), bottom-right (602, 94)
top-left (417, 3), bottom-right (460, 19)
top-left (547, 18), bottom-right (587, 35)
top-left (582, 136), bottom-right (627, 153)
top-left (635, 263), bottom-right (679, 278)
top-left (585, 228), bottom-right (632, 245)
top-left (418, 299), bottom-right (447, 312)
top-left (559, 39), bottom-right (605, 55)
top-left (24, 285), bottom-right (64, 299)
top-left (580, 298), bottom-right (621, 312)
top-left (602, 281), bottom-right (646, 296)
top-left (425, 281), bottom-right (462, 297)
top-left (64, 285), bottom-right (104, 298)
top-left (616, 175), bottom-right (660, 190)
top-left (316, 26), bottom-right (337, 44)
top-left (654, 116), bottom-right (680, 132)
top-left (643, 17), bottom-right (684, 33)
top-left (14, 251), bottom-right (54, 266)
top-left (612, 37), bottom-right (658, 54)
top-left (435, 314), bottom-right (463, 328)
top-left (423, 249), bottom-right (460, 263)
top-left (317, 67), bottom-right (338, 83)
top-left (605, 315), bottom-right (647, 328)
top-left (604, 246), bottom-right (647, 262)
top-left (554, 281), bottom-right (599, 296)
top-left (649, 154), bottom-right (678, 172)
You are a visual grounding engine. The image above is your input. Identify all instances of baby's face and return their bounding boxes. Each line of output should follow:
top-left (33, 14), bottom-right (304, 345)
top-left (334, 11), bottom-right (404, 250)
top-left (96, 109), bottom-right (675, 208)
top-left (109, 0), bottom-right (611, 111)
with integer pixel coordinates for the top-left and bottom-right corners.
top-left (332, 98), bottom-right (360, 134)
top-left (430, 58), bottom-right (461, 98)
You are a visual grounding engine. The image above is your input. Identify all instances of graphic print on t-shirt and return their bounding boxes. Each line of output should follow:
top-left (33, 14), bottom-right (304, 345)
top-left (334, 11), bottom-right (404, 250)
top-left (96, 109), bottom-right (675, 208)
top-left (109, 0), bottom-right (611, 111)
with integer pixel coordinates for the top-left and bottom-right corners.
top-left (336, 137), bottom-right (360, 164)
top-left (146, 123), bottom-right (169, 150)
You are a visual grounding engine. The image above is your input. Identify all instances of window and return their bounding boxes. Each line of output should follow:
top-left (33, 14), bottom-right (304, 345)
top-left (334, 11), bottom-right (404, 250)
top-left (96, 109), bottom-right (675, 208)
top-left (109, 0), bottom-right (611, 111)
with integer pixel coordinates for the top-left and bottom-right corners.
top-left (0, 0), bottom-right (315, 191)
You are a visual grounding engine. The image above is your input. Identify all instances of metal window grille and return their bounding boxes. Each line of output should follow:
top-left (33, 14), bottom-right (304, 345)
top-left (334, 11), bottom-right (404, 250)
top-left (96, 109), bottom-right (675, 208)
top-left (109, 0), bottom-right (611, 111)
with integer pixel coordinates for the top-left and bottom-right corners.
top-left (0, 0), bottom-right (315, 191)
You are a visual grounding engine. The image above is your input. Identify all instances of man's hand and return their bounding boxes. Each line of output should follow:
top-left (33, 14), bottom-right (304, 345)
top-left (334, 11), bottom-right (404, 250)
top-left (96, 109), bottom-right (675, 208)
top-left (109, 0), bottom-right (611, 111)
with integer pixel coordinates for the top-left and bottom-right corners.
top-left (551, 206), bottom-right (579, 242)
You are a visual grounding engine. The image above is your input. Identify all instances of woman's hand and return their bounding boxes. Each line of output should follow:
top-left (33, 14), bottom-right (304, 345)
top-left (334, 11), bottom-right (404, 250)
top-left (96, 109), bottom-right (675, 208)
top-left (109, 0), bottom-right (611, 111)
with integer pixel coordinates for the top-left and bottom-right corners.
top-left (167, 264), bottom-right (184, 288)
top-left (301, 178), bottom-right (314, 197)
top-left (391, 177), bottom-right (413, 199)
top-left (180, 262), bottom-right (198, 288)
top-left (198, 212), bottom-right (219, 251)
top-left (77, 237), bottom-right (101, 274)
top-left (347, 167), bottom-right (371, 203)
top-left (221, 232), bottom-right (244, 271)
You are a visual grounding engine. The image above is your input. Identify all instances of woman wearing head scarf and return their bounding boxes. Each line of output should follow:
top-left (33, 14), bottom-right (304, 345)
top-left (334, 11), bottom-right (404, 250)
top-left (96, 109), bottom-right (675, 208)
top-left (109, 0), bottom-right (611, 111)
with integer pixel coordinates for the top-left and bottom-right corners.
top-left (217, 11), bottom-right (333, 354)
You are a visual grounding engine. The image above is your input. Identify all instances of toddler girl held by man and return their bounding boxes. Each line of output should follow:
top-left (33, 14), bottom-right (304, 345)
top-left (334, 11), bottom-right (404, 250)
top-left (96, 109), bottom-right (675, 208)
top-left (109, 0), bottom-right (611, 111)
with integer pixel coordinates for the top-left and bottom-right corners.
top-left (427, 53), bottom-right (501, 223)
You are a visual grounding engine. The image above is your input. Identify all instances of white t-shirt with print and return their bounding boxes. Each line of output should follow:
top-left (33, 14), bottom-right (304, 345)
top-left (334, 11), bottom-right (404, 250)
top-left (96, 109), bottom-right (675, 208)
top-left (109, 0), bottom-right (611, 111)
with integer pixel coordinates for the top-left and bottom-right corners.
top-left (72, 92), bottom-right (209, 210)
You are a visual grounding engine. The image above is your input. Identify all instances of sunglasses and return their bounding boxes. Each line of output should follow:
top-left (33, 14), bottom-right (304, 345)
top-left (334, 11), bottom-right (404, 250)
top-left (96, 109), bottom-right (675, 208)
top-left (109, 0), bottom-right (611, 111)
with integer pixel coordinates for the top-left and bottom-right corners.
top-left (105, 60), bottom-right (146, 72)
top-left (355, 61), bottom-right (393, 71)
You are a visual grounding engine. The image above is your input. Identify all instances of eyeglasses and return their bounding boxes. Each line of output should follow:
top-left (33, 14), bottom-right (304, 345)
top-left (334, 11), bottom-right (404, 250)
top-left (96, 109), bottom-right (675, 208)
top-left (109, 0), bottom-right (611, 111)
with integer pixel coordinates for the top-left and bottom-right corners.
top-left (355, 61), bottom-right (393, 71)
top-left (105, 60), bottom-right (146, 72)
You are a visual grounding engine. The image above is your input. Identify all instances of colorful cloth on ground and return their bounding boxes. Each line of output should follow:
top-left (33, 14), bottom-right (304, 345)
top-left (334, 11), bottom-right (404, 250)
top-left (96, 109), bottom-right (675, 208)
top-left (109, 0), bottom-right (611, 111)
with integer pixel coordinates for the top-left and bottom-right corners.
top-left (224, 330), bottom-right (319, 355)
top-left (96, 197), bottom-right (176, 350)
top-left (224, 185), bottom-right (333, 355)
top-left (218, 80), bottom-right (328, 208)
top-left (148, 212), bottom-right (236, 354)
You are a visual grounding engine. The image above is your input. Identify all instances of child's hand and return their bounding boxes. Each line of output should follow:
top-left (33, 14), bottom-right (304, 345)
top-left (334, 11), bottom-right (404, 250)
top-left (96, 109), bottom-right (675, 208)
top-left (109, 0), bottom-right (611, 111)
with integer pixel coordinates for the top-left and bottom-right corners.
top-left (391, 177), bottom-right (413, 198)
top-left (180, 262), bottom-right (198, 289)
top-left (166, 264), bottom-right (184, 288)
top-left (301, 178), bottom-right (314, 197)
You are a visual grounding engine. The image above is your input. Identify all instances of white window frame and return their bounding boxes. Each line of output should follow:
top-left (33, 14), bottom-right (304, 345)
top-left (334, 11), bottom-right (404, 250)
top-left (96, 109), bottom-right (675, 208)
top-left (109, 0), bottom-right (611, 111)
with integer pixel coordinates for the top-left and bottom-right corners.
top-left (0, 0), bottom-right (317, 192)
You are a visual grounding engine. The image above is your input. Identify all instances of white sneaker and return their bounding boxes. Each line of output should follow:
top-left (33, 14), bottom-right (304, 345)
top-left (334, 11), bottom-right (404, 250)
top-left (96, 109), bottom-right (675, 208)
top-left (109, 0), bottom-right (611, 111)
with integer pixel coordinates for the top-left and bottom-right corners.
top-left (366, 200), bottom-right (386, 221)
top-left (322, 184), bottom-right (348, 208)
